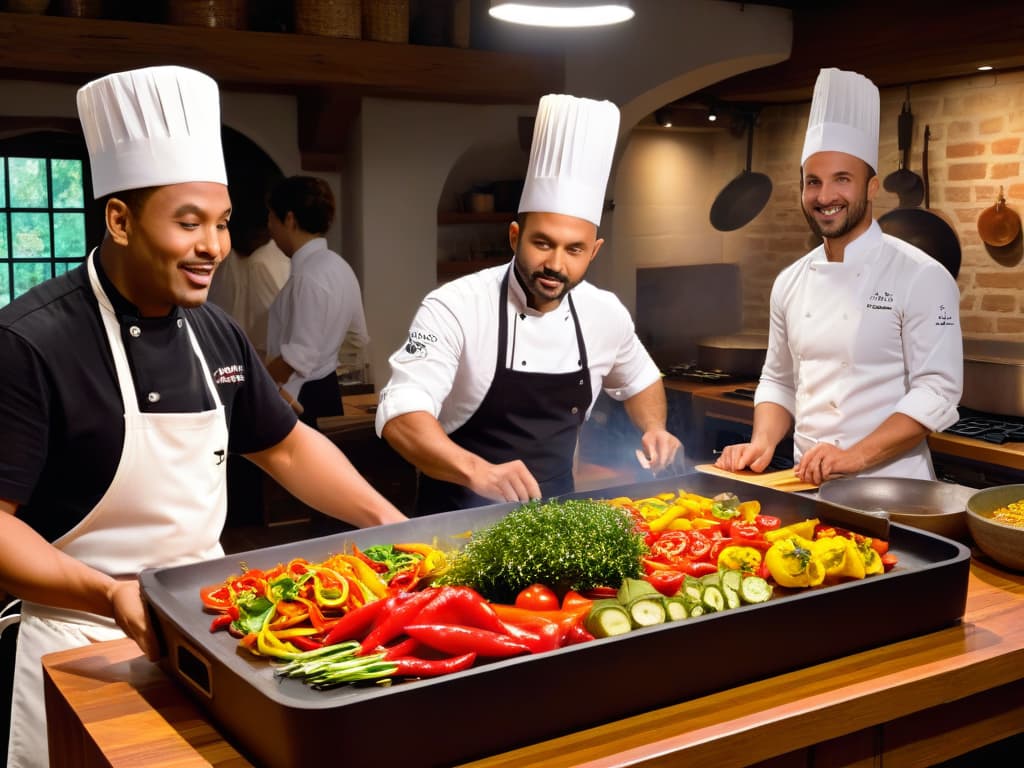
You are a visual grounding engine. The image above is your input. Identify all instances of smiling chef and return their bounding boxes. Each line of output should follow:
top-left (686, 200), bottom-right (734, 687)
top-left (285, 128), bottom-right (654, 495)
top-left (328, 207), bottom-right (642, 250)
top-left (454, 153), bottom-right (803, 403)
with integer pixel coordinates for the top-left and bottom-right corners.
top-left (0, 65), bottom-right (405, 768)
top-left (376, 93), bottom-right (681, 515)
top-left (716, 68), bottom-right (963, 486)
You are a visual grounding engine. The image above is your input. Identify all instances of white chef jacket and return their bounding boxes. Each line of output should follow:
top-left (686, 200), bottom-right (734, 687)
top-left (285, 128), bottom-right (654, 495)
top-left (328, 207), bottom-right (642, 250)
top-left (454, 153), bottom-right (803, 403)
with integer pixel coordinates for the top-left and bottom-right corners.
top-left (755, 220), bottom-right (963, 480)
top-left (267, 238), bottom-right (369, 398)
top-left (208, 239), bottom-right (290, 358)
top-left (376, 260), bottom-right (661, 436)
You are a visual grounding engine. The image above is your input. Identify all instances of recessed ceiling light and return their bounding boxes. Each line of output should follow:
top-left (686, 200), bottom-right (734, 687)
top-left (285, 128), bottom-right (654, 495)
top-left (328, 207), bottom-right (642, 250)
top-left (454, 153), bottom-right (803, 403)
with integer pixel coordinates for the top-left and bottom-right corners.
top-left (978, 65), bottom-right (994, 71)
top-left (489, 1), bottom-right (634, 27)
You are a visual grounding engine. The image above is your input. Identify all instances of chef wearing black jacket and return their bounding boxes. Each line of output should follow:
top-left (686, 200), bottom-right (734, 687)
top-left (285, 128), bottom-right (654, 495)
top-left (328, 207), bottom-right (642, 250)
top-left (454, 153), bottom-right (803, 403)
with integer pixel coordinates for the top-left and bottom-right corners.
top-left (0, 66), bottom-right (405, 768)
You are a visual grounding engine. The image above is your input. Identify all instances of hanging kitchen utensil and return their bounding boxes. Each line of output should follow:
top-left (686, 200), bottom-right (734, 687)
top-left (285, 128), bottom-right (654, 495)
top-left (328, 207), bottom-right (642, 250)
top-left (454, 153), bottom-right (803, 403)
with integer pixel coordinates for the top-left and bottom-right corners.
top-left (882, 88), bottom-right (924, 208)
top-left (878, 125), bottom-right (961, 279)
top-left (709, 112), bottom-right (773, 232)
top-left (978, 186), bottom-right (1022, 247)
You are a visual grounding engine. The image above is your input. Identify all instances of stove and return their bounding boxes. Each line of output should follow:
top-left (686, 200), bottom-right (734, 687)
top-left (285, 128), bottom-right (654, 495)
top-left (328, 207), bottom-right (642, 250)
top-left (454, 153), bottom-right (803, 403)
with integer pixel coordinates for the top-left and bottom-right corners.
top-left (663, 362), bottom-right (744, 383)
top-left (943, 407), bottom-right (1024, 445)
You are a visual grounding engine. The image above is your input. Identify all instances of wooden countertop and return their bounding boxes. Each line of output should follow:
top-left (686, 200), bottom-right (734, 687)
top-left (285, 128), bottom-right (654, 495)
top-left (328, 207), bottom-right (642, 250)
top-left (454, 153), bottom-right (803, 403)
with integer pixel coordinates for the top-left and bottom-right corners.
top-left (42, 560), bottom-right (1024, 767)
top-left (680, 380), bottom-right (1024, 472)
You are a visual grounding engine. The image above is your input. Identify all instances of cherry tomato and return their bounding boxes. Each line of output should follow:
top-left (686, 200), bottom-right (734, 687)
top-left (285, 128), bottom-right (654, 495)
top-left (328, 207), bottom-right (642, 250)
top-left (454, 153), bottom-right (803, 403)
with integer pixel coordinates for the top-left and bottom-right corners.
top-left (755, 515), bottom-right (782, 532)
top-left (870, 538), bottom-right (891, 555)
top-left (199, 584), bottom-right (233, 612)
top-left (515, 583), bottom-right (560, 611)
top-left (646, 570), bottom-right (686, 597)
top-left (728, 520), bottom-right (761, 540)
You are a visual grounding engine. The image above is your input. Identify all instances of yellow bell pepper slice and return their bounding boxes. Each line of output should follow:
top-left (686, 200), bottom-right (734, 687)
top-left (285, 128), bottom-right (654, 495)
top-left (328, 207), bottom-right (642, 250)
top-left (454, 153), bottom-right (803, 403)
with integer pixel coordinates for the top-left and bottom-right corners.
top-left (765, 536), bottom-right (826, 587)
top-left (764, 518), bottom-right (820, 543)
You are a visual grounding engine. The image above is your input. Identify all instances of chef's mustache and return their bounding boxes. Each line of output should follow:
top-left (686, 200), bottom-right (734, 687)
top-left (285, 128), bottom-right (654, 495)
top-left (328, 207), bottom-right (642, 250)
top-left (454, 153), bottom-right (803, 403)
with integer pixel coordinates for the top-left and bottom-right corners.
top-left (530, 268), bottom-right (568, 285)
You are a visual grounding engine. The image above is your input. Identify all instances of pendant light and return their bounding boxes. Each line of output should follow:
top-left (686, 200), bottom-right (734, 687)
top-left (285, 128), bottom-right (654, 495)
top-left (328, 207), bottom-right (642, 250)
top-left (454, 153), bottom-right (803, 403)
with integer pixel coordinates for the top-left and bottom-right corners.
top-left (489, 1), bottom-right (634, 28)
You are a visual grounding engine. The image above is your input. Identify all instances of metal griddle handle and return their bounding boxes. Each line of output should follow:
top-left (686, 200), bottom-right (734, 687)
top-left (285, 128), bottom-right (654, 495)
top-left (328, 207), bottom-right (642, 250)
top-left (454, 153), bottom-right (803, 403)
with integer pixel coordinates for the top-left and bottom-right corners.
top-left (175, 637), bottom-right (214, 699)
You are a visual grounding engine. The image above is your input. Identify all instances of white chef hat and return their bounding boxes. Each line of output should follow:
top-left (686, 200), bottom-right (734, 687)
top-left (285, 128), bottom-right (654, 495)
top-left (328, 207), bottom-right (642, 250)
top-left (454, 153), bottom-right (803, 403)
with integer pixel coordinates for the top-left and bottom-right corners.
top-left (518, 93), bottom-right (620, 227)
top-left (801, 68), bottom-right (880, 173)
top-left (77, 65), bottom-right (227, 199)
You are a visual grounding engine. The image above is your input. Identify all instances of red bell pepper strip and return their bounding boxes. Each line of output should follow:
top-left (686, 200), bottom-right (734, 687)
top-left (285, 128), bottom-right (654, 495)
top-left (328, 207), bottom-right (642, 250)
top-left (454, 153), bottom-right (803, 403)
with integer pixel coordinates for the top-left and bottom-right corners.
top-left (562, 622), bottom-right (595, 647)
top-left (681, 559), bottom-right (718, 578)
top-left (561, 590), bottom-right (593, 615)
top-left (291, 636), bottom-right (325, 652)
top-left (359, 589), bottom-right (440, 655)
top-left (321, 598), bottom-right (387, 647)
top-left (351, 543), bottom-right (389, 574)
top-left (404, 624), bottom-right (531, 658)
top-left (581, 586), bottom-right (619, 599)
top-left (209, 613), bottom-right (234, 632)
top-left (391, 652), bottom-right (477, 677)
top-left (200, 584), bottom-right (233, 612)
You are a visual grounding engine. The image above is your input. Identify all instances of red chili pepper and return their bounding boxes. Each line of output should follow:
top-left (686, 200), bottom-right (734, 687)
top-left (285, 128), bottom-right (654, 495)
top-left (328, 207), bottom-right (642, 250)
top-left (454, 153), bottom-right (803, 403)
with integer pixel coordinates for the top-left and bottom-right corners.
top-left (645, 569), bottom-right (686, 597)
top-left (291, 636), bottom-right (325, 652)
top-left (415, 586), bottom-right (508, 635)
top-left (391, 652), bottom-right (477, 677)
top-left (321, 598), bottom-right (387, 647)
top-left (562, 622), bottom-right (595, 647)
top-left (387, 568), bottom-right (419, 592)
top-left (680, 560), bottom-right (718, 578)
top-left (360, 589), bottom-right (440, 655)
top-left (755, 515), bottom-right (782, 532)
top-left (404, 624), bottom-right (531, 658)
top-left (731, 536), bottom-right (773, 552)
top-left (560, 590), bottom-right (593, 615)
top-left (500, 620), bottom-right (561, 653)
top-left (382, 637), bottom-right (422, 660)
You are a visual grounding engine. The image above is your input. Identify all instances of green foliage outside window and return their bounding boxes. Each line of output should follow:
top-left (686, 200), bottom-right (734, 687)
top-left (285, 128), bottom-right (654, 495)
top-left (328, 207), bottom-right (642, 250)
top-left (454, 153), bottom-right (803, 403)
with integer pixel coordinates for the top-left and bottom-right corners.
top-left (1, 155), bottom-right (86, 307)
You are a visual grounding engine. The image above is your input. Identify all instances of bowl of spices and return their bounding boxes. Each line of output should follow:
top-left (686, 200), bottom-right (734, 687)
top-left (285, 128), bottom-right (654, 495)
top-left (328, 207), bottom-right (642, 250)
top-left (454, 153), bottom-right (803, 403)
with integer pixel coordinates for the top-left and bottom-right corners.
top-left (966, 485), bottom-right (1024, 572)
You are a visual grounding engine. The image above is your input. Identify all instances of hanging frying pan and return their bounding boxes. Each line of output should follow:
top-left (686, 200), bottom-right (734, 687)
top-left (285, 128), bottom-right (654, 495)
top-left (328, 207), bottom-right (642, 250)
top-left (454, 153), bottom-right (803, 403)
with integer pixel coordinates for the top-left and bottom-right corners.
top-left (709, 113), bottom-right (773, 232)
top-left (978, 186), bottom-right (1021, 247)
top-left (882, 89), bottom-right (924, 208)
top-left (879, 125), bottom-right (961, 278)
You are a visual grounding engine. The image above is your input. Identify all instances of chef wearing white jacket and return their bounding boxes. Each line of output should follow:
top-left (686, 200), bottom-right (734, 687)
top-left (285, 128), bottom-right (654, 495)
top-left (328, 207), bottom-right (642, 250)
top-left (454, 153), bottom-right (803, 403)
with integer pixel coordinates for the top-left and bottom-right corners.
top-left (716, 68), bottom-right (962, 485)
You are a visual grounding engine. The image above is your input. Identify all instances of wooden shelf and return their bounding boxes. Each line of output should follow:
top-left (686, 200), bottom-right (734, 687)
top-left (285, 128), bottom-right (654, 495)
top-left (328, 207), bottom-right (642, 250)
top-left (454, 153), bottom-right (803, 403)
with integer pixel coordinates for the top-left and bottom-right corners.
top-left (437, 211), bottom-right (516, 225)
top-left (0, 12), bottom-right (563, 104)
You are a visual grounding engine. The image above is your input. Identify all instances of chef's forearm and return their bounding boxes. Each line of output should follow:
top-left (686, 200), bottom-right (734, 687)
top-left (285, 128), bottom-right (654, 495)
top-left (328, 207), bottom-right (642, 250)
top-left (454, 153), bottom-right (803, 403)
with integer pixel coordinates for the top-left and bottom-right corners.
top-left (381, 411), bottom-right (482, 487)
top-left (847, 413), bottom-right (929, 471)
top-left (750, 402), bottom-right (794, 448)
top-left (622, 381), bottom-right (668, 433)
top-left (0, 501), bottom-right (121, 618)
top-left (247, 425), bottom-right (407, 528)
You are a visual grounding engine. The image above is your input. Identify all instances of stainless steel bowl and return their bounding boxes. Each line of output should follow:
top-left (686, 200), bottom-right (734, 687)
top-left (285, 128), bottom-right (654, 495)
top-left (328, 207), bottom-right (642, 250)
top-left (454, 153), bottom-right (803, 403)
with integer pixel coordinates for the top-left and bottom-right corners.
top-left (966, 485), bottom-right (1024, 572)
top-left (818, 477), bottom-right (975, 542)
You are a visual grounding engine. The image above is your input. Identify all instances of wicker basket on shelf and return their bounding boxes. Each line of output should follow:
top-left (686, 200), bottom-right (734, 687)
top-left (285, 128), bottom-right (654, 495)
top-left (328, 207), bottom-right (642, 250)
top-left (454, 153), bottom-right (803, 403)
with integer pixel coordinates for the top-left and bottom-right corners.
top-left (363, 0), bottom-right (408, 43)
top-left (294, 0), bottom-right (361, 38)
top-left (166, 0), bottom-right (248, 29)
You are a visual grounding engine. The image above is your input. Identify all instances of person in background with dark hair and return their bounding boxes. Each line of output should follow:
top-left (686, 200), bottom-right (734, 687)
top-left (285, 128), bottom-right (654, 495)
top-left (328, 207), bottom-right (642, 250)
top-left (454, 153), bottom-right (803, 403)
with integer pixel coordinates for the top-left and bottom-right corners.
top-left (265, 176), bottom-right (369, 427)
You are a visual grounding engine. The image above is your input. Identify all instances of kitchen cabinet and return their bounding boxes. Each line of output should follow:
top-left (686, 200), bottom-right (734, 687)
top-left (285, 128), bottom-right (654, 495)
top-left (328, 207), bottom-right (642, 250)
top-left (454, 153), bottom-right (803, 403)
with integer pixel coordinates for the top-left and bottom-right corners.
top-left (40, 559), bottom-right (1024, 766)
top-left (436, 211), bottom-right (514, 282)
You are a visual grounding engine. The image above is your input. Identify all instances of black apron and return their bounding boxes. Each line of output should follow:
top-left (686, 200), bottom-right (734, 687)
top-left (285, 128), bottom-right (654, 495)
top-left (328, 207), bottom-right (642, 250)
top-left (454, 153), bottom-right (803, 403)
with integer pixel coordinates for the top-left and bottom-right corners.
top-left (416, 270), bottom-right (593, 515)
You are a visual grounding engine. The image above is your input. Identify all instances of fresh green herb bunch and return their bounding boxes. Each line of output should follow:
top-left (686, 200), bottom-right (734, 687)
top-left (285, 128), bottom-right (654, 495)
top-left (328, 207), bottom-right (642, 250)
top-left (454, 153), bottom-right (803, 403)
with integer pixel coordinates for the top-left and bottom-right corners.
top-left (437, 499), bottom-right (648, 603)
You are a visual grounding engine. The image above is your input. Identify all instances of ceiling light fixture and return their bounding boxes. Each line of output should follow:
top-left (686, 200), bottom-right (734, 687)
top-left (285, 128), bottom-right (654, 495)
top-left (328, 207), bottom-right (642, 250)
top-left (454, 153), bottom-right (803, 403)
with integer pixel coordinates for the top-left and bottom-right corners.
top-left (655, 108), bottom-right (672, 128)
top-left (488, 1), bottom-right (634, 28)
top-left (977, 65), bottom-right (994, 71)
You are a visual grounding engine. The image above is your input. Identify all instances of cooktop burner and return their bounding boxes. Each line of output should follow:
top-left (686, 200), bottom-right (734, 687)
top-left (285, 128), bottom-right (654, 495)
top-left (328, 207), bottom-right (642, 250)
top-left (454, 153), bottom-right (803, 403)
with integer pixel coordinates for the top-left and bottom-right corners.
top-left (943, 407), bottom-right (1024, 445)
top-left (663, 362), bottom-right (743, 383)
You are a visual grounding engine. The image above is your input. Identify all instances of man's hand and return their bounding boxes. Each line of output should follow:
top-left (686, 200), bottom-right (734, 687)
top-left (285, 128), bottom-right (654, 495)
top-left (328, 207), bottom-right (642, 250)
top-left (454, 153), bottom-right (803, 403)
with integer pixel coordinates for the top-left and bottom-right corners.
top-left (108, 580), bottom-right (159, 662)
top-left (715, 440), bottom-right (777, 473)
top-left (638, 429), bottom-right (683, 473)
top-left (467, 458), bottom-right (542, 504)
top-left (794, 442), bottom-right (862, 486)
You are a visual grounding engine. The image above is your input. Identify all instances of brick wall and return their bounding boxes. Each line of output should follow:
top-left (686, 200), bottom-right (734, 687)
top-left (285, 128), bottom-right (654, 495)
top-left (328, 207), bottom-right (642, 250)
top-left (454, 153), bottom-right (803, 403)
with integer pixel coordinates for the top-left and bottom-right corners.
top-left (724, 70), bottom-right (1024, 339)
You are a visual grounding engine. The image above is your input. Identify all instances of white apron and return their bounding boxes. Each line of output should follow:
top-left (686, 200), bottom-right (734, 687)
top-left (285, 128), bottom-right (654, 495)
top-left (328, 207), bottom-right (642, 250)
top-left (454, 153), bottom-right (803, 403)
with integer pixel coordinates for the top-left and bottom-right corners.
top-left (789, 253), bottom-right (933, 480)
top-left (7, 251), bottom-right (229, 768)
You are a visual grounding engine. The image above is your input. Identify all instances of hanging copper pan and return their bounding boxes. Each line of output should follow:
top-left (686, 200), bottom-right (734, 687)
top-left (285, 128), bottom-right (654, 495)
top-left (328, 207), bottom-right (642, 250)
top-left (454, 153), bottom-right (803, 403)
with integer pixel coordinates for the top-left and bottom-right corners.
top-left (978, 186), bottom-right (1021, 247)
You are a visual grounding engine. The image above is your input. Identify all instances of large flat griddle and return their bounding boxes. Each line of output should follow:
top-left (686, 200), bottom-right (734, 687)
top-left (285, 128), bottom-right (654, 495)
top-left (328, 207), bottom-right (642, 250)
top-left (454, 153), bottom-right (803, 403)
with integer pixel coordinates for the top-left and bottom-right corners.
top-left (140, 473), bottom-right (970, 768)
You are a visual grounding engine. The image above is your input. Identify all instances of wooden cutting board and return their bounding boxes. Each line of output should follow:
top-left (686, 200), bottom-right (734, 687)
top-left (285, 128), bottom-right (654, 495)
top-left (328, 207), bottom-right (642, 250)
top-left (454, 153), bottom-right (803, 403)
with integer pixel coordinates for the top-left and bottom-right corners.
top-left (695, 464), bottom-right (819, 492)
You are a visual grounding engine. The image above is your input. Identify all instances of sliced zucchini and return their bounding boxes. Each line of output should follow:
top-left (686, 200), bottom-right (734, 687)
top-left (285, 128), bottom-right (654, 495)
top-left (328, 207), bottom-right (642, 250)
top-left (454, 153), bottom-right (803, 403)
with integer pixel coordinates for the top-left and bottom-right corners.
top-left (739, 576), bottom-right (773, 604)
top-left (664, 597), bottom-right (688, 621)
top-left (723, 586), bottom-right (741, 610)
top-left (700, 572), bottom-right (721, 589)
top-left (689, 604), bottom-right (706, 617)
top-left (585, 600), bottom-right (633, 638)
top-left (701, 585), bottom-right (725, 612)
top-left (628, 597), bottom-right (667, 627)
top-left (683, 576), bottom-right (703, 603)
top-left (720, 569), bottom-right (743, 593)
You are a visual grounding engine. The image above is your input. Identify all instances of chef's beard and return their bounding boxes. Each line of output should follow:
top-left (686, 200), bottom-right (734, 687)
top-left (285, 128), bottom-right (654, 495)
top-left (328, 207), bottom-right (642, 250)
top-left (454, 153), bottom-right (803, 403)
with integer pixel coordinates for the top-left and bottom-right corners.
top-left (513, 255), bottom-right (577, 306)
top-left (802, 190), bottom-right (870, 241)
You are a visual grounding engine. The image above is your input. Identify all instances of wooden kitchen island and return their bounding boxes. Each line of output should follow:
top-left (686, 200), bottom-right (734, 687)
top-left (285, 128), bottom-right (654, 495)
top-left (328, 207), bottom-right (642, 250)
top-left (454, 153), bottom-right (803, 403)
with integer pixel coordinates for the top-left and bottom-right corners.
top-left (42, 559), bottom-right (1024, 768)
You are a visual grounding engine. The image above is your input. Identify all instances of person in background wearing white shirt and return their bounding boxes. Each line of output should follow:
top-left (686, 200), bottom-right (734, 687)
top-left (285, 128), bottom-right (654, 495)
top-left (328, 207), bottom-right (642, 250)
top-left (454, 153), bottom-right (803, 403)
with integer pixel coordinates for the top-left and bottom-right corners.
top-left (266, 176), bottom-right (369, 427)
top-left (208, 212), bottom-right (290, 359)
top-left (715, 68), bottom-right (962, 486)
top-left (376, 94), bottom-right (682, 516)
